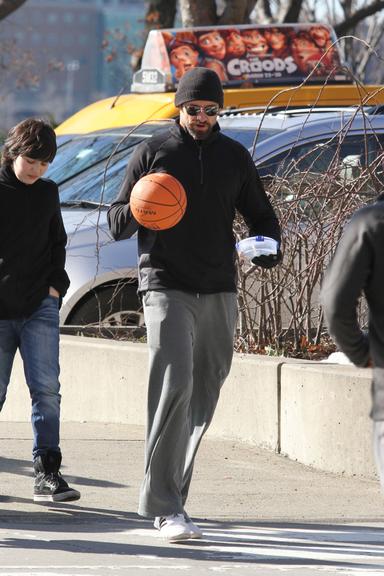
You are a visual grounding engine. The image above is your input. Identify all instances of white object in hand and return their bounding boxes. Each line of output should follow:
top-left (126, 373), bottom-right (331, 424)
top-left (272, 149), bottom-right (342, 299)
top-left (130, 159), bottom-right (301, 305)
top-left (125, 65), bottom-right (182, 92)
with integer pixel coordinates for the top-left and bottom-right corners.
top-left (236, 236), bottom-right (278, 260)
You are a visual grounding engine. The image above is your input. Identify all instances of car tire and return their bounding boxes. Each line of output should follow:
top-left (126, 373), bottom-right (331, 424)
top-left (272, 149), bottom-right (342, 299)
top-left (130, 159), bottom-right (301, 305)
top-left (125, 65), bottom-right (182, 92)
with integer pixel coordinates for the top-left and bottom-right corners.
top-left (66, 282), bottom-right (143, 327)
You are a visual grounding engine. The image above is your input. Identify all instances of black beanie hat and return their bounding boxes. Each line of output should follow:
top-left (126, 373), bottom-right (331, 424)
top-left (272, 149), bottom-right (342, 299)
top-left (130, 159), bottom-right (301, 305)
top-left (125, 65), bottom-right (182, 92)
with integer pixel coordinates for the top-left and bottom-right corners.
top-left (174, 67), bottom-right (224, 108)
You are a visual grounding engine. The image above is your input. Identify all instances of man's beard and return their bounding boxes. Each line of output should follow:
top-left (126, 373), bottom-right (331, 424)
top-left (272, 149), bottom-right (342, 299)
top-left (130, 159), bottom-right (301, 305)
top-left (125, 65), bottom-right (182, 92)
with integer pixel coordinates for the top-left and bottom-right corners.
top-left (186, 122), bottom-right (213, 140)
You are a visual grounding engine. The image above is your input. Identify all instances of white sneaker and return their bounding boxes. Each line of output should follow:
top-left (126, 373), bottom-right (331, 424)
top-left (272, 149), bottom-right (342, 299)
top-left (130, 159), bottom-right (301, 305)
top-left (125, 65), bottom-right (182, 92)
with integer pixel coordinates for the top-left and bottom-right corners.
top-left (154, 514), bottom-right (191, 542)
top-left (186, 517), bottom-right (203, 539)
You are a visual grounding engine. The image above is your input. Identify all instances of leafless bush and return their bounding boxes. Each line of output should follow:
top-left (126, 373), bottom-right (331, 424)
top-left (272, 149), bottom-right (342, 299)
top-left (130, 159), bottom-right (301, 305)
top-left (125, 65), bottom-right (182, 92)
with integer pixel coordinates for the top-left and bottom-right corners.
top-left (234, 130), bottom-right (384, 358)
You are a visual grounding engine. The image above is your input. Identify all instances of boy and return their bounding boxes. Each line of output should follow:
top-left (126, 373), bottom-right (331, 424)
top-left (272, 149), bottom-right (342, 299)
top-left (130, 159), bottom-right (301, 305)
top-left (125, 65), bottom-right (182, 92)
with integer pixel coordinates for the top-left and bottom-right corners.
top-left (0, 118), bottom-right (80, 502)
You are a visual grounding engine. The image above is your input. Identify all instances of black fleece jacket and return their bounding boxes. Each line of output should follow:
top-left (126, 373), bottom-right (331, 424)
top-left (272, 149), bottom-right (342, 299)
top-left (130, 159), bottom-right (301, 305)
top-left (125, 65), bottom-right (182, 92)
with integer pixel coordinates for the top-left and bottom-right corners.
top-left (0, 164), bottom-right (70, 319)
top-left (321, 195), bottom-right (384, 420)
top-left (108, 121), bottom-right (281, 294)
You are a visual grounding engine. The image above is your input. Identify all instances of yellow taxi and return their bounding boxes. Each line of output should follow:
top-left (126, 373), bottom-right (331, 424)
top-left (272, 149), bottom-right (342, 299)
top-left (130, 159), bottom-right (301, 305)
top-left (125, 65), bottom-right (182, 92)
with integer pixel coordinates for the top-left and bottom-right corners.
top-left (56, 23), bottom-right (384, 135)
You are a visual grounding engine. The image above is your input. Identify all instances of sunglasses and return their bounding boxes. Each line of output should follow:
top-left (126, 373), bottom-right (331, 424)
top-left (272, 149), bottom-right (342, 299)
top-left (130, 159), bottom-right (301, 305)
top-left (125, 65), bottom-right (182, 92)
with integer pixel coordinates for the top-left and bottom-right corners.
top-left (184, 104), bottom-right (220, 117)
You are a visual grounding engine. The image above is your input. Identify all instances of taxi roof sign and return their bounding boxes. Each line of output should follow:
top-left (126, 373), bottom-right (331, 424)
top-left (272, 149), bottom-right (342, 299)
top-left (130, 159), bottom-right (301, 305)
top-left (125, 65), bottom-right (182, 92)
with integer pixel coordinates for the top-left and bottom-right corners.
top-left (131, 23), bottom-right (349, 93)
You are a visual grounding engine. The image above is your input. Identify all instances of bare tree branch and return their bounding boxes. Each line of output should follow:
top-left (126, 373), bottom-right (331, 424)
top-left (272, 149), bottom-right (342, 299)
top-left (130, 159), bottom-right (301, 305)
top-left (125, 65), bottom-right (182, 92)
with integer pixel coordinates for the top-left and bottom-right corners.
top-left (0, 0), bottom-right (28, 20)
top-left (335, 0), bottom-right (384, 36)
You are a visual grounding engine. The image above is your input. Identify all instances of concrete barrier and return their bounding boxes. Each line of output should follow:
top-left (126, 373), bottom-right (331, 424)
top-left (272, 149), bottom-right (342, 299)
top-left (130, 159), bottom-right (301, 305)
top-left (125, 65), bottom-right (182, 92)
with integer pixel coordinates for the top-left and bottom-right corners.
top-left (280, 361), bottom-right (376, 477)
top-left (210, 354), bottom-right (281, 451)
top-left (1, 335), bottom-right (375, 479)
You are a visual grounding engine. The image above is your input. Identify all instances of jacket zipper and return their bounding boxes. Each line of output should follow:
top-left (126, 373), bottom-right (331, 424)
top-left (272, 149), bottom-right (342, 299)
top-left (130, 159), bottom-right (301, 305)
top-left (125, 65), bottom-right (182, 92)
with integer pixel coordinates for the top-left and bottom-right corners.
top-left (198, 144), bottom-right (203, 185)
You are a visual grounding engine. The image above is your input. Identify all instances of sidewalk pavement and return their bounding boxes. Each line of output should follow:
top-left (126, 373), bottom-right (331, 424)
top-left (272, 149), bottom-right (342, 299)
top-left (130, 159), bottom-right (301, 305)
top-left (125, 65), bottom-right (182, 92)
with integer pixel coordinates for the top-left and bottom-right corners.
top-left (1, 421), bottom-right (384, 575)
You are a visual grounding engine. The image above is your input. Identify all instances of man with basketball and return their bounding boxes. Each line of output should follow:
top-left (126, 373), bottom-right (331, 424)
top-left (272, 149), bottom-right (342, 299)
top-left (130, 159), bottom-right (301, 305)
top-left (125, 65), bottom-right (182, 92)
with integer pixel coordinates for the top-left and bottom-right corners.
top-left (108, 67), bottom-right (281, 542)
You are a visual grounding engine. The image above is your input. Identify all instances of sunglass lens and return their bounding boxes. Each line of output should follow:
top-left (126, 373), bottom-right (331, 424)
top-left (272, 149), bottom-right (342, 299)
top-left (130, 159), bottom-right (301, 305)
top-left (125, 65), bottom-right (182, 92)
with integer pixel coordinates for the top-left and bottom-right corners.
top-left (186, 105), bottom-right (199, 116)
top-left (185, 105), bottom-right (219, 116)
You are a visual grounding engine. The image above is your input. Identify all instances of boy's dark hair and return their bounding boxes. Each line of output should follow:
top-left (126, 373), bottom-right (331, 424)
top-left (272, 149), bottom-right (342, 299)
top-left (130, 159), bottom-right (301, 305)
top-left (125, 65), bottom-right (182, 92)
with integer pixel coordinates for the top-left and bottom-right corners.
top-left (1, 118), bottom-right (57, 166)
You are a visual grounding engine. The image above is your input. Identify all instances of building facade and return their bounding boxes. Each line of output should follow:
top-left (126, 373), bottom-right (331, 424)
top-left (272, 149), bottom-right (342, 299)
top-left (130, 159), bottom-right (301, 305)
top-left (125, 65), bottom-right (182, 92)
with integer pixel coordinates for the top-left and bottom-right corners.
top-left (0, 0), bottom-right (145, 130)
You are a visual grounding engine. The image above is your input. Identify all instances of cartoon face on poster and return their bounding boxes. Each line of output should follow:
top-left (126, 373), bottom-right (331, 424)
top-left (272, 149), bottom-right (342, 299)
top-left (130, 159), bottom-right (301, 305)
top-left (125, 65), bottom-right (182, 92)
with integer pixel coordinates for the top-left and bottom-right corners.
top-left (159, 24), bottom-right (343, 86)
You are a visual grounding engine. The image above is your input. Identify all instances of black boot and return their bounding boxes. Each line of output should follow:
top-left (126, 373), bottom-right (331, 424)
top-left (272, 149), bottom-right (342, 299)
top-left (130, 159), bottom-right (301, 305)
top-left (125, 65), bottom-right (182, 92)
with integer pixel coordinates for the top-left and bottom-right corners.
top-left (33, 451), bottom-right (81, 503)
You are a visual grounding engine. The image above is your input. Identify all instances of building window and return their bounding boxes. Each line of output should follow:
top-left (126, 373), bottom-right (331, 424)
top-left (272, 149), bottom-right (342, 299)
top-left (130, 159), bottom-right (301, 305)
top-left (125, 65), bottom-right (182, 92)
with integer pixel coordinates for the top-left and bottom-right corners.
top-left (47, 13), bottom-right (58, 24)
top-left (64, 12), bottom-right (74, 24)
top-left (62, 34), bottom-right (73, 46)
top-left (47, 33), bottom-right (56, 45)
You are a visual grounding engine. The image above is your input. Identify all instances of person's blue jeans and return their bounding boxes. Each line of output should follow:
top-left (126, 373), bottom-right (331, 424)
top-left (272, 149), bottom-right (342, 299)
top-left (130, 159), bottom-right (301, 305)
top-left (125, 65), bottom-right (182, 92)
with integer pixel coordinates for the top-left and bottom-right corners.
top-left (0, 295), bottom-right (61, 460)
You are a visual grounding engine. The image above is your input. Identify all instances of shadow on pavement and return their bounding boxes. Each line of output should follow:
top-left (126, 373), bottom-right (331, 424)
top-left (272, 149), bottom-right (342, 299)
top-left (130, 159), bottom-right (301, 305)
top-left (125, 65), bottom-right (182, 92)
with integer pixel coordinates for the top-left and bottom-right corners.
top-left (0, 455), bottom-right (126, 489)
top-left (0, 518), bottom-right (384, 570)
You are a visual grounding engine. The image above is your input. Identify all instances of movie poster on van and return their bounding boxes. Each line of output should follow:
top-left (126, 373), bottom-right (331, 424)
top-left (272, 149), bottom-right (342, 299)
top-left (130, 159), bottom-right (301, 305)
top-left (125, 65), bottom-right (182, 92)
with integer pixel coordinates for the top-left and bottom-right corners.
top-left (160, 24), bottom-right (343, 86)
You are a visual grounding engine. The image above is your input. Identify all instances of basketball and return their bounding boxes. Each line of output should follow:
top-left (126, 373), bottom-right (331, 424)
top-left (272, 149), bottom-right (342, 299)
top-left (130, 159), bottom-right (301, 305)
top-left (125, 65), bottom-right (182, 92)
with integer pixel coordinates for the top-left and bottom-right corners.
top-left (130, 172), bottom-right (187, 231)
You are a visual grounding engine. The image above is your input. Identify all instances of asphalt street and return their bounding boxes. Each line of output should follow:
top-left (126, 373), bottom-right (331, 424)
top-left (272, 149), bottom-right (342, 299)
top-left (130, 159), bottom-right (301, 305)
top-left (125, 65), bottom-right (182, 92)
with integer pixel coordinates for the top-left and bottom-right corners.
top-left (1, 422), bottom-right (384, 575)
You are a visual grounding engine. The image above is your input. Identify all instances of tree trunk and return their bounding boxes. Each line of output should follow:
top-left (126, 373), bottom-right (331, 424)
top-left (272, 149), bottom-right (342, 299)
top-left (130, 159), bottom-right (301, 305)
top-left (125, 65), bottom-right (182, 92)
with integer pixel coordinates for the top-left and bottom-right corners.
top-left (261, 0), bottom-right (273, 20)
top-left (179, 0), bottom-right (218, 26)
top-left (218, 0), bottom-right (257, 24)
top-left (252, 0), bottom-right (273, 23)
top-left (335, 0), bottom-right (384, 36)
top-left (282, 0), bottom-right (304, 22)
top-left (355, 18), bottom-right (382, 79)
top-left (144, 0), bottom-right (177, 30)
top-left (131, 0), bottom-right (177, 71)
top-left (0, 0), bottom-right (28, 20)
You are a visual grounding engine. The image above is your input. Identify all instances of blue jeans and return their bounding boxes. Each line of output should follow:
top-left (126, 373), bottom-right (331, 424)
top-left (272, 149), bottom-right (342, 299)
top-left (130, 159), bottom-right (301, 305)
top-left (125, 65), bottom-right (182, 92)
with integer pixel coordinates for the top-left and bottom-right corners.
top-left (0, 295), bottom-right (61, 460)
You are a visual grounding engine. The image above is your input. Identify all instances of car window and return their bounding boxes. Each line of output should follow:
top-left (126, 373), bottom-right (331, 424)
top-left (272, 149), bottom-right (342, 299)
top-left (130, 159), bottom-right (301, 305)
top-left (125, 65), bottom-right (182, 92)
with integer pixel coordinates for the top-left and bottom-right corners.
top-left (47, 135), bottom-right (132, 185)
top-left (375, 134), bottom-right (384, 155)
top-left (48, 124), bottom-right (168, 185)
top-left (220, 126), bottom-right (280, 149)
top-left (59, 148), bottom-right (133, 205)
top-left (258, 134), bottom-right (381, 179)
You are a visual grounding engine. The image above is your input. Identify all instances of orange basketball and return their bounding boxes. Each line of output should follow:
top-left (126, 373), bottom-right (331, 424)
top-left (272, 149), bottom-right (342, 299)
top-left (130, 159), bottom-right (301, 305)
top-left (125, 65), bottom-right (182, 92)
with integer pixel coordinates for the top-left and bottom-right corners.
top-left (130, 172), bottom-right (187, 231)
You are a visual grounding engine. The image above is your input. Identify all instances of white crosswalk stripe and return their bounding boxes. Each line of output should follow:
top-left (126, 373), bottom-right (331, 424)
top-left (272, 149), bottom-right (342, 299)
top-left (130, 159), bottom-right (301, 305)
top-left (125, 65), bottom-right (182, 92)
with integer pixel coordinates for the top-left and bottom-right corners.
top-left (1, 522), bottom-right (384, 575)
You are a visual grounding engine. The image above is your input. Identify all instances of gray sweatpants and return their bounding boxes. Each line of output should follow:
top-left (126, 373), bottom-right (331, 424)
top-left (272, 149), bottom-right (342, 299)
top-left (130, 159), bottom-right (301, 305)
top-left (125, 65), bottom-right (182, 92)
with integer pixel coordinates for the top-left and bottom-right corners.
top-left (138, 289), bottom-right (238, 518)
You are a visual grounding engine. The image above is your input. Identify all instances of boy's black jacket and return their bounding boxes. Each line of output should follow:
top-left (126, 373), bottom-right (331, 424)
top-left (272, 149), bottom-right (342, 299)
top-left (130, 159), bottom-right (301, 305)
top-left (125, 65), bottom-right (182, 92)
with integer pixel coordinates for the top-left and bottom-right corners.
top-left (0, 164), bottom-right (70, 319)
